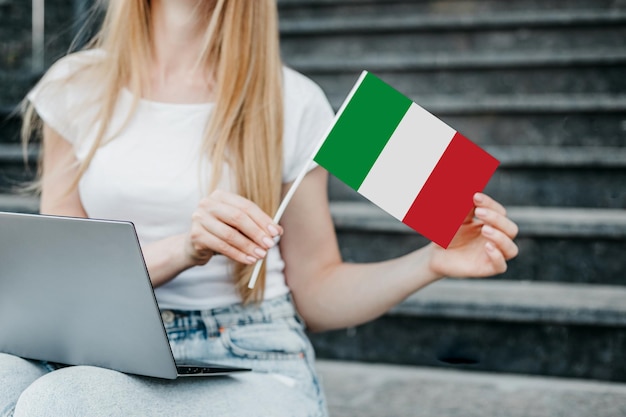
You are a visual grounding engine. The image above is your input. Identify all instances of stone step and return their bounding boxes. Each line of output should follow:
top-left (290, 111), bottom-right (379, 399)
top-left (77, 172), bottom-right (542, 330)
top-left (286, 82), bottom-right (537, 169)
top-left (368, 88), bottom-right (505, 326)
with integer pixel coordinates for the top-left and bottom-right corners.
top-left (440, 112), bottom-right (625, 147)
top-left (289, 48), bottom-right (626, 73)
top-left (315, 359), bottom-right (626, 417)
top-left (331, 202), bottom-right (626, 238)
top-left (0, 144), bottom-right (37, 193)
top-left (308, 280), bottom-right (626, 382)
top-left (282, 30), bottom-right (626, 66)
top-left (288, 50), bottom-right (626, 96)
top-left (326, 93), bottom-right (626, 115)
top-left (280, 13), bottom-right (626, 59)
top-left (280, 9), bottom-right (626, 35)
top-left (329, 146), bottom-right (626, 208)
top-left (331, 202), bottom-right (626, 285)
top-left (321, 94), bottom-right (626, 147)
top-left (278, 0), bottom-right (625, 18)
top-left (0, 104), bottom-right (22, 144)
top-left (0, 70), bottom-right (41, 107)
top-left (0, 193), bottom-right (38, 214)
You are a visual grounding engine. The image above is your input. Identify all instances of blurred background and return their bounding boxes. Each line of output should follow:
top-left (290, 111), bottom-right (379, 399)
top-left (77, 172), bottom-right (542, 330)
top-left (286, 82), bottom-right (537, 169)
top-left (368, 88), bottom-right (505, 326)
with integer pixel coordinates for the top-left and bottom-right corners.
top-left (1, 0), bottom-right (625, 415)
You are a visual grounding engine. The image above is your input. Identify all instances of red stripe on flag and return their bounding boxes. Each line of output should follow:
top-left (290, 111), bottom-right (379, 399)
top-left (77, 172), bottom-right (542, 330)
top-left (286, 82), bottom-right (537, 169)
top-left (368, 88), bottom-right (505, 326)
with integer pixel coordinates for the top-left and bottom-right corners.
top-left (402, 132), bottom-right (499, 248)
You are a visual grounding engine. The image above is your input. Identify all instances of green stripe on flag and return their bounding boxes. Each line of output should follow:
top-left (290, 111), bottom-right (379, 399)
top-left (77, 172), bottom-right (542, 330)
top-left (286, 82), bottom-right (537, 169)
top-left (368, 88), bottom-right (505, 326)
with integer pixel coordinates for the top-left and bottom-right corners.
top-left (314, 72), bottom-right (412, 190)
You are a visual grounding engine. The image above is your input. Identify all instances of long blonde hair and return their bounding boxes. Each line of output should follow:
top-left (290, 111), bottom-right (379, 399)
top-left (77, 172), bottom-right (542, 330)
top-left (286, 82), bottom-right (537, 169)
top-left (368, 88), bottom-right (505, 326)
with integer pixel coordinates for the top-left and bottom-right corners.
top-left (22, 0), bottom-right (284, 303)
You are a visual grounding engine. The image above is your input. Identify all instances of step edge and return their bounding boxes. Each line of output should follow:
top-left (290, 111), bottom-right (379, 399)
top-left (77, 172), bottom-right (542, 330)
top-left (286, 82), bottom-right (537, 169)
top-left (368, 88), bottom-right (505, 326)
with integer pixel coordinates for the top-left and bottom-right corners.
top-left (325, 94), bottom-right (626, 114)
top-left (0, 194), bottom-right (39, 213)
top-left (329, 202), bottom-right (626, 238)
top-left (285, 49), bottom-right (626, 72)
top-left (315, 359), bottom-right (626, 393)
top-left (390, 279), bottom-right (626, 326)
top-left (485, 146), bottom-right (626, 168)
top-left (279, 10), bottom-right (626, 34)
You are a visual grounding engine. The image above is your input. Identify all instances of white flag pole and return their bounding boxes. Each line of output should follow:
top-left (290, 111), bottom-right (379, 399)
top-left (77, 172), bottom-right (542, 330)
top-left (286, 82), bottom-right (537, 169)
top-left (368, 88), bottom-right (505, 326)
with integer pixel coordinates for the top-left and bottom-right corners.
top-left (247, 70), bottom-right (369, 289)
top-left (247, 159), bottom-right (313, 289)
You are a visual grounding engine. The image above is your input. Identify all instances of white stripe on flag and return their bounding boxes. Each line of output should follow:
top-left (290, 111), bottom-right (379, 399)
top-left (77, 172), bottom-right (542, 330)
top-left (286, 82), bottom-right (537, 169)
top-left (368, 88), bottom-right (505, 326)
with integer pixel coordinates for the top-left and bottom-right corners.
top-left (358, 103), bottom-right (457, 220)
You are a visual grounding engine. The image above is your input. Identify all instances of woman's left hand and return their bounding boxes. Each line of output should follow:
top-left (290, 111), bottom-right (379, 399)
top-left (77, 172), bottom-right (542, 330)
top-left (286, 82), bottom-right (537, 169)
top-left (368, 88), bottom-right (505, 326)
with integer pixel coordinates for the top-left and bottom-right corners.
top-left (428, 192), bottom-right (519, 279)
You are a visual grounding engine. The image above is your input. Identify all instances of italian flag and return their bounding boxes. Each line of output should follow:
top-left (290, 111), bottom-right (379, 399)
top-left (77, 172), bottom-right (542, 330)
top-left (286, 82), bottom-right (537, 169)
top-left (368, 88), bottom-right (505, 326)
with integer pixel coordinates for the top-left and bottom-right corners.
top-left (314, 71), bottom-right (499, 248)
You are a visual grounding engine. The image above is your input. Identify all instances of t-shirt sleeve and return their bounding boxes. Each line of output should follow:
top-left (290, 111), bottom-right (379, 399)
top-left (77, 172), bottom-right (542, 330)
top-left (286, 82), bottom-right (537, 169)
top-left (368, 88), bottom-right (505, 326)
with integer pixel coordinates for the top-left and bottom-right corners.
top-left (282, 70), bottom-right (336, 183)
top-left (26, 52), bottom-right (95, 146)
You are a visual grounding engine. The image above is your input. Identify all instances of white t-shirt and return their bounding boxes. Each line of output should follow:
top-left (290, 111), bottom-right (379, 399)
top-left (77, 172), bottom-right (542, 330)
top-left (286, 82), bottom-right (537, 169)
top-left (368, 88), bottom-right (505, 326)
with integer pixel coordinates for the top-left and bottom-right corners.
top-left (28, 50), bottom-right (335, 310)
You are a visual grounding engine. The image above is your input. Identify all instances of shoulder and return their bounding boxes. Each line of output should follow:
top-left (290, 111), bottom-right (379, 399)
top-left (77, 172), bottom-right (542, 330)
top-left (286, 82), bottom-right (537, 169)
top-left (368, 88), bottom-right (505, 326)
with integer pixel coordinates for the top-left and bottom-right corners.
top-left (281, 66), bottom-right (335, 133)
top-left (30, 49), bottom-right (105, 100)
top-left (282, 66), bottom-right (331, 111)
top-left (27, 49), bottom-right (106, 146)
top-left (29, 48), bottom-right (106, 106)
top-left (282, 66), bottom-right (335, 132)
top-left (39, 49), bottom-right (106, 84)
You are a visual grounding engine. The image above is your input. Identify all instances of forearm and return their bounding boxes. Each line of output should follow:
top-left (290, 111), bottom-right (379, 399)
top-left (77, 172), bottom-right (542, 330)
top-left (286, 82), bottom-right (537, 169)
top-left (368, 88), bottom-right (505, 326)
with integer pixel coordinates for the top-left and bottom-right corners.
top-left (289, 243), bottom-right (441, 332)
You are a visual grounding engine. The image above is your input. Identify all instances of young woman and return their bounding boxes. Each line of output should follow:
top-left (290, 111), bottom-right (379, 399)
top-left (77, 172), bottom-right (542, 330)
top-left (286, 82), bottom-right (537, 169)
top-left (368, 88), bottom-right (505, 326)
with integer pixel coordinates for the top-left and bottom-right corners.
top-left (1, 0), bottom-right (519, 416)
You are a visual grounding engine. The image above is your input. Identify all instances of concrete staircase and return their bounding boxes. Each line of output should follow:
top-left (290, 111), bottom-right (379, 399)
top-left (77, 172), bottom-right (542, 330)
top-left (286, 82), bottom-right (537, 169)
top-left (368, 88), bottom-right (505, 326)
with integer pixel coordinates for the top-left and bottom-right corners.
top-left (315, 359), bottom-right (626, 417)
top-left (1, 0), bottom-right (625, 414)
top-left (276, 0), bottom-right (626, 387)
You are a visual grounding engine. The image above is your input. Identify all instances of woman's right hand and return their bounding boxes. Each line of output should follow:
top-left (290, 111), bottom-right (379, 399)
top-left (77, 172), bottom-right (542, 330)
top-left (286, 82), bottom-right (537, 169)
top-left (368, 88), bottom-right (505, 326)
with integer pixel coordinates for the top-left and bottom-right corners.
top-left (185, 189), bottom-right (283, 267)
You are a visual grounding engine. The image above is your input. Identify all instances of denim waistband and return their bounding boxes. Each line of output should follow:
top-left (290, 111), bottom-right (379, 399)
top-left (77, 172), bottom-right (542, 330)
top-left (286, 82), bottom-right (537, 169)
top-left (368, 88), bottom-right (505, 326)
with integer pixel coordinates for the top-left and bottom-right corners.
top-left (160, 293), bottom-right (300, 335)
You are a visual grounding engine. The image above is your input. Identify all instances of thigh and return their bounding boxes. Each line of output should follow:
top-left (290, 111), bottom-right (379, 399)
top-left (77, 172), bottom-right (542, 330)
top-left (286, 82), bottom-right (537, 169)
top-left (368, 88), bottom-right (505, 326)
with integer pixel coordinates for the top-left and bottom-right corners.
top-left (14, 365), bottom-right (324, 417)
top-left (0, 353), bottom-right (49, 417)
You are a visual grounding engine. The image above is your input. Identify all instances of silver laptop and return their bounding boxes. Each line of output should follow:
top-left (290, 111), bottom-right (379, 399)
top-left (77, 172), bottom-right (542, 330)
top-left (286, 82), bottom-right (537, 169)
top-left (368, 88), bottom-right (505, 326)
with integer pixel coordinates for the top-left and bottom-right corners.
top-left (0, 211), bottom-right (250, 379)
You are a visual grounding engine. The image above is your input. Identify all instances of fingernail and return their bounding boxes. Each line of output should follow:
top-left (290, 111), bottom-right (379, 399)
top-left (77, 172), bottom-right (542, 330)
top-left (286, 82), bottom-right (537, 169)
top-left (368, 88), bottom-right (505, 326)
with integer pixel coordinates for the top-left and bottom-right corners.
top-left (483, 225), bottom-right (494, 235)
top-left (485, 242), bottom-right (496, 252)
top-left (474, 193), bottom-right (484, 203)
top-left (254, 247), bottom-right (267, 258)
top-left (245, 255), bottom-right (257, 264)
top-left (267, 224), bottom-right (279, 236)
top-left (262, 236), bottom-right (275, 248)
top-left (475, 207), bottom-right (487, 218)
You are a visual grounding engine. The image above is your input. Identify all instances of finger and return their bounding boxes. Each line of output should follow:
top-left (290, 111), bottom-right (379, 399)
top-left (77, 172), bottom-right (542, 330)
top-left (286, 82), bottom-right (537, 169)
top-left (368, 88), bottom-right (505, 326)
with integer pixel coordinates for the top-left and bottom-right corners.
top-left (481, 224), bottom-right (519, 261)
top-left (212, 206), bottom-right (275, 249)
top-left (211, 190), bottom-right (282, 237)
top-left (206, 202), bottom-right (278, 251)
top-left (474, 193), bottom-right (507, 216)
top-left (196, 214), bottom-right (268, 262)
top-left (484, 241), bottom-right (508, 274)
top-left (191, 221), bottom-right (266, 265)
top-left (474, 206), bottom-right (519, 240)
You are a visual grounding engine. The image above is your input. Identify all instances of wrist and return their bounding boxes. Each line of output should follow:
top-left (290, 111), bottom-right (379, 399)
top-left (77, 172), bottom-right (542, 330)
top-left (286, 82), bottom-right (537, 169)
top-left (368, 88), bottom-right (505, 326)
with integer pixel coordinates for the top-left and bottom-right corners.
top-left (143, 233), bottom-right (205, 287)
top-left (422, 243), bottom-right (445, 284)
top-left (181, 233), bottom-right (214, 267)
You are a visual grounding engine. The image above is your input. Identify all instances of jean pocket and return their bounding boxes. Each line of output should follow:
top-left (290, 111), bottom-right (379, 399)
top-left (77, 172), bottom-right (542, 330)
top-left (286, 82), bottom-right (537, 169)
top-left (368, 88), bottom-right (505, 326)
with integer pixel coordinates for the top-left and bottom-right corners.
top-left (220, 321), bottom-right (307, 360)
top-left (162, 313), bottom-right (205, 343)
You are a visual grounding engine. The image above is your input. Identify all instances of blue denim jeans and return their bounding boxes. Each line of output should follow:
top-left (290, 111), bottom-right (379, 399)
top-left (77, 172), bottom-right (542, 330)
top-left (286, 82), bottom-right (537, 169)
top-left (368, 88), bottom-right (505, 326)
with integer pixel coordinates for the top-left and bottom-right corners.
top-left (0, 294), bottom-right (328, 417)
